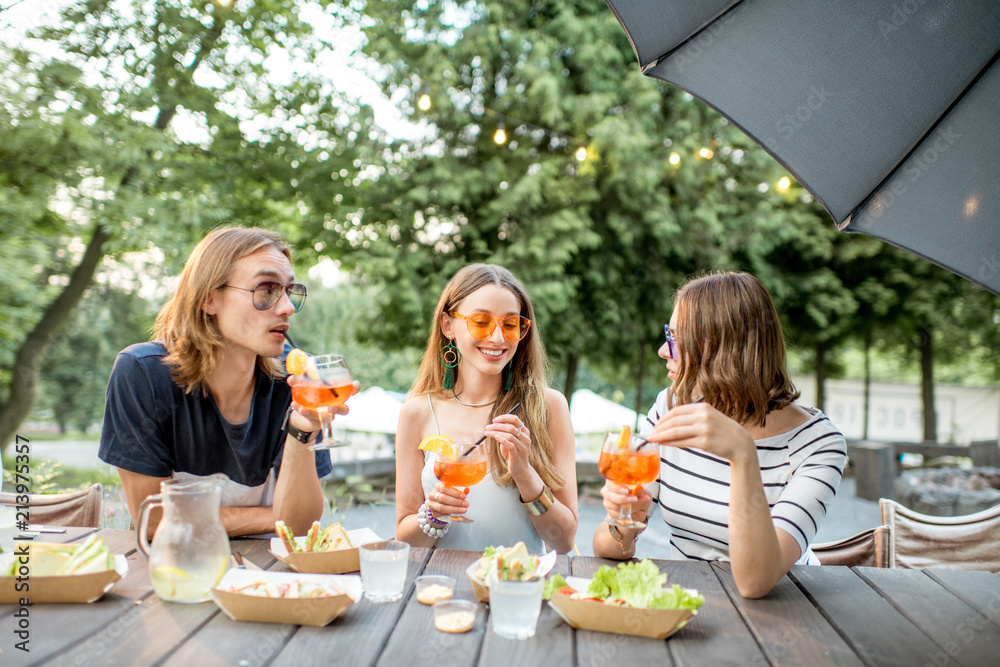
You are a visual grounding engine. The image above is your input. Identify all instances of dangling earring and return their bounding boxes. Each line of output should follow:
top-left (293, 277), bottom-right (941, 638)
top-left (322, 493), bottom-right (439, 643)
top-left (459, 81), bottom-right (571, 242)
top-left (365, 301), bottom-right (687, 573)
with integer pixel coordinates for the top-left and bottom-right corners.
top-left (440, 338), bottom-right (461, 390)
top-left (503, 358), bottom-right (515, 392)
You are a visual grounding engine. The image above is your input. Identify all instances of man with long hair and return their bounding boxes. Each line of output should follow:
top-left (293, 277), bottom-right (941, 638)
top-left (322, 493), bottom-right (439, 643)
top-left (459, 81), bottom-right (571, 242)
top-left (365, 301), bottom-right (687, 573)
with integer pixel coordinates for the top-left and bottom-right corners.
top-left (99, 227), bottom-right (347, 536)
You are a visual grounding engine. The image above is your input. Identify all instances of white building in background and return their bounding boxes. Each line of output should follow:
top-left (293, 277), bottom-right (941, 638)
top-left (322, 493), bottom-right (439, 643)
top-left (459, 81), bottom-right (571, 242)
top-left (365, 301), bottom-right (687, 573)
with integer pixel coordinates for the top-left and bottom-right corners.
top-left (793, 375), bottom-right (1000, 445)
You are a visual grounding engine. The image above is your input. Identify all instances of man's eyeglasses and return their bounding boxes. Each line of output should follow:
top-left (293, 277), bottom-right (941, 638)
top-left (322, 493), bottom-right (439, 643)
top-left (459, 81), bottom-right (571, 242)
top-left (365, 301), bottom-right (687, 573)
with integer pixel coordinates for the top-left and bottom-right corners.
top-left (222, 281), bottom-right (307, 312)
top-left (664, 324), bottom-right (679, 360)
top-left (449, 311), bottom-right (532, 342)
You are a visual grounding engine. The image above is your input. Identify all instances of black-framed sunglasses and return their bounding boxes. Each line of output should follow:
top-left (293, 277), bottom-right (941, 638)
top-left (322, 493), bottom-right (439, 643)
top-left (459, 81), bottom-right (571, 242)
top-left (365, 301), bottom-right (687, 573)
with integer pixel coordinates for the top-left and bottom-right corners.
top-left (663, 324), bottom-right (679, 360)
top-left (222, 281), bottom-right (307, 312)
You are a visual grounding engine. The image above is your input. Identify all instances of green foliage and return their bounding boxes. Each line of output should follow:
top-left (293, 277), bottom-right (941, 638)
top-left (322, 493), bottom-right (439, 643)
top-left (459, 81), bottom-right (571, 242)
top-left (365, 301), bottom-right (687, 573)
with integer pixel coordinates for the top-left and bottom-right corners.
top-left (289, 276), bottom-right (421, 393)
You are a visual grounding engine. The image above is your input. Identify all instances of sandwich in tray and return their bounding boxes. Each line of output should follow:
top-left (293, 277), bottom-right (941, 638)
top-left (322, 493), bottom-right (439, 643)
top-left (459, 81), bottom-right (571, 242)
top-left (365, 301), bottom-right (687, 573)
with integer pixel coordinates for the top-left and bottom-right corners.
top-left (276, 520), bottom-right (352, 553)
top-left (467, 541), bottom-right (557, 601)
top-left (3, 536), bottom-right (115, 576)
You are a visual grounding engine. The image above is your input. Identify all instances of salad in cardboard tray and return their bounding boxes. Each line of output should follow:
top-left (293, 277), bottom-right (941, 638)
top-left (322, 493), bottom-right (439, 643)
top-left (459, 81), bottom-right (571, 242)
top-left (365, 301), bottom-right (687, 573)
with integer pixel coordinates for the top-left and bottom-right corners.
top-left (542, 559), bottom-right (705, 639)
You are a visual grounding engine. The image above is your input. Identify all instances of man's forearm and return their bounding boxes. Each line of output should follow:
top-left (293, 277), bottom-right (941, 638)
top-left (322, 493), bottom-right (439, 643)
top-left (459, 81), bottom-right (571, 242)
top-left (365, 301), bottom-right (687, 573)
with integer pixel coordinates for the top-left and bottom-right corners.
top-left (219, 505), bottom-right (276, 537)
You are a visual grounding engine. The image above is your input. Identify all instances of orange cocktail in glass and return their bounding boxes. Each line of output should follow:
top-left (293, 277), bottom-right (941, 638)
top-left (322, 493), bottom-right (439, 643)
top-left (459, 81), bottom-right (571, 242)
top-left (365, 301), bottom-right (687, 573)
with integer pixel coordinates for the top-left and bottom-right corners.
top-left (288, 353), bottom-right (353, 449)
top-left (599, 431), bottom-right (659, 529)
top-left (433, 444), bottom-right (488, 523)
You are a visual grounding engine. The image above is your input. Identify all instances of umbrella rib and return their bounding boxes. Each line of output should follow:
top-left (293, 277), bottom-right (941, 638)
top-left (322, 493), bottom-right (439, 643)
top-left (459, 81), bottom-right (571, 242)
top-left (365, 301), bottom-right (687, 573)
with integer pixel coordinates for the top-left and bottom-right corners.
top-left (847, 47), bottom-right (1000, 225)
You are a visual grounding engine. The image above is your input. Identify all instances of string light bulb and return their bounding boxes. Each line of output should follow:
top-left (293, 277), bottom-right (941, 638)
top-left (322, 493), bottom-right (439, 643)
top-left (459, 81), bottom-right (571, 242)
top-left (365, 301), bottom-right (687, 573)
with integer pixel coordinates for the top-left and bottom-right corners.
top-left (575, 146), bottom-right (588, 161)
top-left (698, 147), bottom-right (714, 159)
top-left (493, 123), bottom-right (507, 145)
top-left (777, 177), bottom-right (791, 192)
top-left (417, 94), bottom-right (432, 111)
top-left (669, 152), bottom-right (681, 166)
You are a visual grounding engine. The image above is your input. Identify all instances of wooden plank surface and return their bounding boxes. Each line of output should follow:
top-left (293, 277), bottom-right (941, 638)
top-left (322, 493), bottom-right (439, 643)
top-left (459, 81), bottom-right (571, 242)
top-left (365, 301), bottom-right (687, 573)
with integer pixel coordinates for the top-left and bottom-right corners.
top-left (269, 546), bottom-right (432, 667)
top-left (713, 562), bottom-right (865, 667)
top-left (858, 567), bottom-right (1000, 667)
top-left (375, 549), bottom-right (485, 667)
top-left (476, 554), bottom-right (573, 667)
top-left (790, 565), bottom-right (961, 667)
top-left (570, 557), bottom-right (672, 667)
top-left (925, 569), bottom-right (1000, 631)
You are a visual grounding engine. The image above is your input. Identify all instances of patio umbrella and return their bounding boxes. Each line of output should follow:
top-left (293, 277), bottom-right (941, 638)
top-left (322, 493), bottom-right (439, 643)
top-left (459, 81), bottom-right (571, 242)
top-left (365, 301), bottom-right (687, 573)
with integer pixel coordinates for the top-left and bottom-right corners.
top-left (604, 0), bottom-right (1000, 294)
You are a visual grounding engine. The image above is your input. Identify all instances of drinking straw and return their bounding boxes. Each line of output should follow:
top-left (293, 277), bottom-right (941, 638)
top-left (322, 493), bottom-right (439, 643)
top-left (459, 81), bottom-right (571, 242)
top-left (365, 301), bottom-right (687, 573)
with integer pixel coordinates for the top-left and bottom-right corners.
top-left (282, 331), bottom-right (300, 350)
top-left (461, 402), bottom-right (521, 456)
top-left (636, 396), bottom-right (705, 451)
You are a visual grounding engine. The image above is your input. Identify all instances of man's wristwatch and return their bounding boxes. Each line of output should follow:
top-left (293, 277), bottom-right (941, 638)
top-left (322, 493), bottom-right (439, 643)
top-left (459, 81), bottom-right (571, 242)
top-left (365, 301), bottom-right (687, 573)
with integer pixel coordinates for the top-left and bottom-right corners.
top-left (282, 407), bottom-right (317, 443)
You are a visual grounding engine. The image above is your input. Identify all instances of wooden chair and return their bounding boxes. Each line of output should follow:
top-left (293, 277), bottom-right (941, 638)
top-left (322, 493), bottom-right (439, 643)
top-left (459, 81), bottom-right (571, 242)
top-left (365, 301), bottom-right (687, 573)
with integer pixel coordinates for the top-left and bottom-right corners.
top-left (813, 525), bottom-right (890, 568)
top-left (879, 498), bottom-right (1000, 572)
top-left (0, 483), bottom-right (103, 528)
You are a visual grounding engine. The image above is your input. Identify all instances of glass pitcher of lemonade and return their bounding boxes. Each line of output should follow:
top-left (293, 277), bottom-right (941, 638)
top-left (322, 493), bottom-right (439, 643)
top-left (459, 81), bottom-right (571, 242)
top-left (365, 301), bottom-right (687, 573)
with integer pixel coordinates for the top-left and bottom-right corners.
top-left (136, 474), bottom-right (231, 603)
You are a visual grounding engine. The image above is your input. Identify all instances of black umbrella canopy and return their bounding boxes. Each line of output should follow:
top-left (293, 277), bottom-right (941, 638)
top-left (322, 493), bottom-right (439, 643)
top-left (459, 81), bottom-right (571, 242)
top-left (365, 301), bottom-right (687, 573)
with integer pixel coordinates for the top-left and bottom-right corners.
top-left (605, 0), bottom-right (1000, 294)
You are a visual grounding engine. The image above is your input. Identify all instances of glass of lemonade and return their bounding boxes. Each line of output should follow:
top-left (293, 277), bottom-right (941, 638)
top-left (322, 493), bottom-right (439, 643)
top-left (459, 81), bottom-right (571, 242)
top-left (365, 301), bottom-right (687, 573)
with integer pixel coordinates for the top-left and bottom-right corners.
top-left (360, 540), bottom-right (410, 603)
top-left (487, 572), bottom-right (545, 639)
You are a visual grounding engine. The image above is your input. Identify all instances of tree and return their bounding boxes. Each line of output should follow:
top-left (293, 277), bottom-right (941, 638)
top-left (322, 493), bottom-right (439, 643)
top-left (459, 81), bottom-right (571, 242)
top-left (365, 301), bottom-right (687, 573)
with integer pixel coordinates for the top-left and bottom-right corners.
top-left (321, 0), bottom-right (811, 411)
top-left (0, 0), bottom-right (364, 452)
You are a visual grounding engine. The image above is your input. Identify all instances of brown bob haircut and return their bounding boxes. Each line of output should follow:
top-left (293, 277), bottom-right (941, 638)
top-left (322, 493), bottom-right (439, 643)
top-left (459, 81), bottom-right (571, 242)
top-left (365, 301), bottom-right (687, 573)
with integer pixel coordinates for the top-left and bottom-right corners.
top-left (670, 271), bottom-right (800, 427)
top-left (153, 226), bottom-right (292, 395)
top-left (410, 264), bottom-right (564, 491)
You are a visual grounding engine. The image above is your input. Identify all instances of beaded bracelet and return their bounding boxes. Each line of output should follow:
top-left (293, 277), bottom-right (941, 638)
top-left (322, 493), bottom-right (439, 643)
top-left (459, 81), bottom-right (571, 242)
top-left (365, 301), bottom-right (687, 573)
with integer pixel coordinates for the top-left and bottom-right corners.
top-left (418, 501), bottom-right (449, 539)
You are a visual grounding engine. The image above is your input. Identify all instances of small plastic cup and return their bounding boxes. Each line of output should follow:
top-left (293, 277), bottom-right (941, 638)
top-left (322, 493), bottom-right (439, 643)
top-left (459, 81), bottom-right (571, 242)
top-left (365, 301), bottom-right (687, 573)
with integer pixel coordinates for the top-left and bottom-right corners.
top-left (432, 598), bottom-right (478, 634)
top-left (415, 574), bottom-right (456, 605)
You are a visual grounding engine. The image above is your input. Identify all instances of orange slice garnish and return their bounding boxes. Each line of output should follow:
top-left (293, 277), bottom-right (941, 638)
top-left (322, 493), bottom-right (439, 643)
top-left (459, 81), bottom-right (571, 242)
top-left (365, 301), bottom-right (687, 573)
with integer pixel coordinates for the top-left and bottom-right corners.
top-left (616, 425), bottom-right (632, 450)
top-left (285, 348), bottom-right (310, 375)
top-left (418, 434), bottom-right (458, 462)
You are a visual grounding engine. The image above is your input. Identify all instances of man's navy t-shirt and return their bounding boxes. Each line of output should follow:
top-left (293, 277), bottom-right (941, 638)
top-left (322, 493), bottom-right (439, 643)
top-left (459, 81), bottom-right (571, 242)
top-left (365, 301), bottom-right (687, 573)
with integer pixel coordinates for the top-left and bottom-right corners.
top-left (99, 342), bottom-right (331, 504)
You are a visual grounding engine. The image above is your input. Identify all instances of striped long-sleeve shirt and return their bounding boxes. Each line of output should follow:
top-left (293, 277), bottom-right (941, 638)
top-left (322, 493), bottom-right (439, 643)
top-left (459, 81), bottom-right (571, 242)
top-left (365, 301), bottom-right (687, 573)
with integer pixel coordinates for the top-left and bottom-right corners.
top-left (640, 388), bottom-right (847, 565)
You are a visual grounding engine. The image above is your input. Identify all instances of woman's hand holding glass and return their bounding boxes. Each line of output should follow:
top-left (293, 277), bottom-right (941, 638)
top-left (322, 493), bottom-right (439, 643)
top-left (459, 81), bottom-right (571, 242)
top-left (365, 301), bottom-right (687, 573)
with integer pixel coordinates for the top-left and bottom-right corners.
top-left (600, 480), bottom-right (653, 526)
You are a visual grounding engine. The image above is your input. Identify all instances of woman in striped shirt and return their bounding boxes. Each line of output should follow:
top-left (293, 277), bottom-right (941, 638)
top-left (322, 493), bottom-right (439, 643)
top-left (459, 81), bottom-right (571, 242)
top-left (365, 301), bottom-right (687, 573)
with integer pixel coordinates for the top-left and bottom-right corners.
top-left (593, 272), bottom-right (846, 598)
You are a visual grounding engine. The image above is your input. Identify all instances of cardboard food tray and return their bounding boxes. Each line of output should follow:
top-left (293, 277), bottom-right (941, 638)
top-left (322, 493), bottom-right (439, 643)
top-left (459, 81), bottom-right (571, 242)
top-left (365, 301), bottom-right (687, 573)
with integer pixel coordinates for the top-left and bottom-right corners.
top-left (269, 527), bottom-right (381, 574)
top-left (0, 552), bottom-right (128, 604)
top-left (546, 575), bottom-right (697, 639)
top-left (465, 549), bottom-right (557, 603)
top-left (212, 569), bottom-right (362, 627)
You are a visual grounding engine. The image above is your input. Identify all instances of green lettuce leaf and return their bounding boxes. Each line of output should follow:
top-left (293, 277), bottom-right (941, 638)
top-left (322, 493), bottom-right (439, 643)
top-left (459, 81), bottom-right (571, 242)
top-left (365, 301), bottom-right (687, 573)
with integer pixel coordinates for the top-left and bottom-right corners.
top-left (542, 573), bottom-right (570, 600)
top-left (587, 559), bottom-right (704, 611)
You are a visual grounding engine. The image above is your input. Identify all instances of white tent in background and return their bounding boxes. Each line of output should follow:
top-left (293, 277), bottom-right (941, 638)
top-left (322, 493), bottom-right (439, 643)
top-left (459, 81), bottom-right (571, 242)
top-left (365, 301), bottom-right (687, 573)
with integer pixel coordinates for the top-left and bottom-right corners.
top-left (333, 387), bottom-right (404, 434)
top-left (570, 389), bottom-right (641, 434)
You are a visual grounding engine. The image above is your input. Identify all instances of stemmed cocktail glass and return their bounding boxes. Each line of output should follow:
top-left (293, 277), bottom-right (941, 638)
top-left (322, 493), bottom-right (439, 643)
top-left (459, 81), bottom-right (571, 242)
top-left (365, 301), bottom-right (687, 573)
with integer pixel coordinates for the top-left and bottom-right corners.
top-left (432, 444), bottom-right (488, 523)
top-left (598, 430), bottom-right (660, 529)
top-left (287, 353), bottom-right (354, 450)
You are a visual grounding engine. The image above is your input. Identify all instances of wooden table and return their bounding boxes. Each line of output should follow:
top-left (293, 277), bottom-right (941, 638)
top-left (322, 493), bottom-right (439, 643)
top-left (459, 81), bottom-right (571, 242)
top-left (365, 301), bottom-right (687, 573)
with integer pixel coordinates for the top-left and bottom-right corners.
top-left (2, 528), bottom-right (998, 666)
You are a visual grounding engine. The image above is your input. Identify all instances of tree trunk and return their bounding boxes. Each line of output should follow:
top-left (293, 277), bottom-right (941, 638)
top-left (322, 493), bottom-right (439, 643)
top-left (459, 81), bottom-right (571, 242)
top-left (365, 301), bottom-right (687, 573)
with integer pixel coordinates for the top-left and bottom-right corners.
top-left (918, 325), bottom-right (936, 441)
top-left (863, 333), bottom-right (871, 440)
top-left (0, 11), bottom-right (227, 454)
top-left (563, 354), bottom-right (578, 403)
top-left (0, 223), bottom-right (110, 452)
top-left (814, 342), bottom-right (827, 413)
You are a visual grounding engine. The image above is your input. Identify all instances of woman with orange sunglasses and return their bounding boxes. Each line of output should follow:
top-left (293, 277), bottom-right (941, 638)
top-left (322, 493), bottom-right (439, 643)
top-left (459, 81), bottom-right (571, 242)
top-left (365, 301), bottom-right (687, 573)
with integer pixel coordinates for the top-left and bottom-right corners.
top-left (394, 264), bottom-right (578, 554)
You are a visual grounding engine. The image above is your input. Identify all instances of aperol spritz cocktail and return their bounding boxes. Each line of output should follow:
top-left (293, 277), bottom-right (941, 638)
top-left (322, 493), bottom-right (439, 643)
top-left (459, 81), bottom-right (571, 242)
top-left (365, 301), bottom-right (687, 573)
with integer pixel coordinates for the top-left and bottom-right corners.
top-left (433, 444), bottom-right (488, 523)
top-left (599, 430), bottom-right (660, 529)
top-left (287, 353), bottom-right (354, 449)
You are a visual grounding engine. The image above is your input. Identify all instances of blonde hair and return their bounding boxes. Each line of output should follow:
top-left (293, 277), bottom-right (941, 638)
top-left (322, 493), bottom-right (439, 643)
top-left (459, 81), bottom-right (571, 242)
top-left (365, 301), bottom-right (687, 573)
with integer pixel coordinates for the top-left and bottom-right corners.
top-left (410, 264), bottom-right (565, 490)
top-left (152, 226), bottom-right (292, 395)
top-left (671, 271), bottom-right (800, 427)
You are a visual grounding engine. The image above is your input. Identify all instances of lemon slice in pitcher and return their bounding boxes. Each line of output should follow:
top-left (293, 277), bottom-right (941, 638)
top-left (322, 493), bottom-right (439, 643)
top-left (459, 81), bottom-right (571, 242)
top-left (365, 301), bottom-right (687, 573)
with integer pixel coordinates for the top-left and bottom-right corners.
top-left (419, 434), bottom-right (458, 462)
